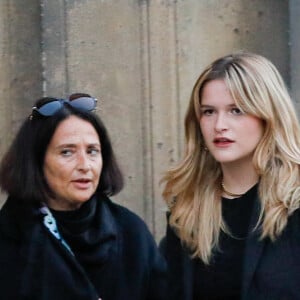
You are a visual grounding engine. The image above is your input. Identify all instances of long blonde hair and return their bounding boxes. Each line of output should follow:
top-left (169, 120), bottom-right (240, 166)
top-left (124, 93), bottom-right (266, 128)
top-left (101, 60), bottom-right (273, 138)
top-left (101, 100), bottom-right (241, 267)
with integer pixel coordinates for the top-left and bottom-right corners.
top-left (161, 52), bottom-right (300, 264)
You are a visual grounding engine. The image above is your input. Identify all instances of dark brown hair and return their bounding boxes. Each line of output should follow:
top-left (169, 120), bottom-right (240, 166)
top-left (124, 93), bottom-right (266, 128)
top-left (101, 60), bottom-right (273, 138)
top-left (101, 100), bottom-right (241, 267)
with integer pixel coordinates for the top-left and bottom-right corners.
top-left (0, 93), bottom-right (124, 204)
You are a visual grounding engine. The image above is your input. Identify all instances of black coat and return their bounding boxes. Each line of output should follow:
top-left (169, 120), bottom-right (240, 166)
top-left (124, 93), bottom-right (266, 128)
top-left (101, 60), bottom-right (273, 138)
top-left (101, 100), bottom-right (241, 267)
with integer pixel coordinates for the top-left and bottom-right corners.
top-left (0, 195), bottom-right (166, 300)
top-left (162, 195), bottom-right (300, 300)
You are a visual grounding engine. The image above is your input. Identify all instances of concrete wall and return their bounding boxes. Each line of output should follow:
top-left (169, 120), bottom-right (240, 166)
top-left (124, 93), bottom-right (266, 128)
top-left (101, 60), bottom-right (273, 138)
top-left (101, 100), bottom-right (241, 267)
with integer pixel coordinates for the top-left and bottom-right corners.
top-left (290, 0), bottom-right (300, 111)
top-left (0, 0), bottom-right (43, 153)
top-left (0, 0), bottom-right (290, 241)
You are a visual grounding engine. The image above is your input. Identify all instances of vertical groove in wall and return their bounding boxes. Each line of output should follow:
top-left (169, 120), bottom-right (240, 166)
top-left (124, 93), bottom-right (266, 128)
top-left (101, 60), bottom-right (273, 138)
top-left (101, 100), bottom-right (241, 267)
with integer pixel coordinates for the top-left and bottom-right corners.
top-left (147, 1), bottom-right (180, 239)
top-left (0, 1), bottom-right (9, 205)
top-left (289, 0), bottom-right (300, 104)
top-left (63, 0), bottom-right (69, 95)
top-left (139, 0), bottom-right (155, 232)
top-left (4, 0), bottom-right (12, 124)
top-left (174, 1), bottom-right (182, 157)
top-left (40, 0), bottom-right (46, 95)
top-left (41, 0), bottom-right (68, 97)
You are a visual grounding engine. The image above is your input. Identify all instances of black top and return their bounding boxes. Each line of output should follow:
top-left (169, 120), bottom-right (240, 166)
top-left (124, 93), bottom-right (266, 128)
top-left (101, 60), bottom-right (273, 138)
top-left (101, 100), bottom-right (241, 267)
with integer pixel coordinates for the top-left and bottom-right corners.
top-left (163, 184), bottom-right (300, 299)
top-left (193, 184), bottom-right (258, 300)
top-left (0, 195), bottom-right (167, 300)
top-left (51, 197), bottom-right (105, 295)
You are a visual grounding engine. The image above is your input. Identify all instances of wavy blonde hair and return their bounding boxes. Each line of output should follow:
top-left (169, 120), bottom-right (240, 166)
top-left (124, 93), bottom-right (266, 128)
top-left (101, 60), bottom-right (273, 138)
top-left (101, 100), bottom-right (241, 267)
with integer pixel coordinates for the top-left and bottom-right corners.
top-left (161, 52), bottom-right (300, 264)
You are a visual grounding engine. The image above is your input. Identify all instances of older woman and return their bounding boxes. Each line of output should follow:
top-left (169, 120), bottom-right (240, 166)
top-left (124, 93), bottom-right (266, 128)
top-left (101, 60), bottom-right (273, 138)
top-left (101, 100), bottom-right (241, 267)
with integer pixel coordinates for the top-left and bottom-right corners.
top-left (0, 93), bottom-right (166, 300)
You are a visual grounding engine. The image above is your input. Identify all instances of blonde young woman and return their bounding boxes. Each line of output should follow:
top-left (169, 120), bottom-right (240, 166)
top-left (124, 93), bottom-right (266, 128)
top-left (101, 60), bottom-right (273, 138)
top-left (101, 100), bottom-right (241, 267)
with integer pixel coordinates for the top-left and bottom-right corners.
top-left (161, 52), bottom-right (300, 300)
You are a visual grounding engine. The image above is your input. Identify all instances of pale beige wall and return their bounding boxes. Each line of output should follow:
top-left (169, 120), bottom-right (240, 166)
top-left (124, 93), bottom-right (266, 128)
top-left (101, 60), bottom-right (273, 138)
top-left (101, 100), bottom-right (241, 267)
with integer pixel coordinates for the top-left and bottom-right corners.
top-left (290, 0), bottom-right (300, 110)
top-left (0, 1), bottom-right (43, 152)
top-left (0, 0), bottom-right (290, 241)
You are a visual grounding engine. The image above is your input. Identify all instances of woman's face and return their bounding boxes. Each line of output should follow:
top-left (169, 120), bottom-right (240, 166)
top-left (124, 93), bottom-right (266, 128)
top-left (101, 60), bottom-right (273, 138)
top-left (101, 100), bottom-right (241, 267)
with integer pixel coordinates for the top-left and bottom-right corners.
top-left (199, 79), bottom-right (264, 168)
top-left (44, 115), bottom-right (102, 210)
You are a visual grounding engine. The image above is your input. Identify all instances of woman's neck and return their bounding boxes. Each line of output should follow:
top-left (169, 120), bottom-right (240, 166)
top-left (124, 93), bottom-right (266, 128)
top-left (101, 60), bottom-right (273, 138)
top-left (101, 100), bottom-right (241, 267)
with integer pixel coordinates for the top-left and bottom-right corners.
top-left (221, 163), bottom-right (259, 197)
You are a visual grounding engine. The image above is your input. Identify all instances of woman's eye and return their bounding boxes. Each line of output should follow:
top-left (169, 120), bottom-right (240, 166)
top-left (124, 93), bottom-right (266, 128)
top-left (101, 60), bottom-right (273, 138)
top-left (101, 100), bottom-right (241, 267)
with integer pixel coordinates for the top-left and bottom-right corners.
top-left (201, 109), bottom-right (214, 116)
top-left (61, 149), bottom-right (73, 156)
top-left (231, 107), bottom-right (243, 115)
top-left (88, 148), bottom-right (101, 156)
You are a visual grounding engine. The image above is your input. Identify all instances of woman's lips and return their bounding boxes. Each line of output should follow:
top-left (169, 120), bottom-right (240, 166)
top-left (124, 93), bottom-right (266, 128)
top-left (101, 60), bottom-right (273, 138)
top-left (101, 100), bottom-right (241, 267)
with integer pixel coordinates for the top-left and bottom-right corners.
top-left (72, 179), bottom-right (92, 189)
top-left (213, 137), bottom-right (234, 147)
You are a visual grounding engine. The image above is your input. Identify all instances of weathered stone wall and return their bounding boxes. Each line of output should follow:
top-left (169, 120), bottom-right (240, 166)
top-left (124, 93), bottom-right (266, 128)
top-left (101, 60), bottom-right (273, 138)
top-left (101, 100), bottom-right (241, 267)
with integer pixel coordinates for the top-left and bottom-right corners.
top-left (290, 0), bottom-right (300, 110)
top-left (0, 0), bottom-right (290, 240)
top-left (0, 0), bottom-right (43, 152)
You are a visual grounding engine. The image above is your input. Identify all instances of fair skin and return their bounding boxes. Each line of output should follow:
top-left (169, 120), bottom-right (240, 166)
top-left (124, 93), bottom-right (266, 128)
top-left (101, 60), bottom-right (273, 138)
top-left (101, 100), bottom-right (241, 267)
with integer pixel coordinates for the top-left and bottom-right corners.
top-left (199, 79), bottom-right (264, 195)
top-left (44, 115), bottom-right (102, 210)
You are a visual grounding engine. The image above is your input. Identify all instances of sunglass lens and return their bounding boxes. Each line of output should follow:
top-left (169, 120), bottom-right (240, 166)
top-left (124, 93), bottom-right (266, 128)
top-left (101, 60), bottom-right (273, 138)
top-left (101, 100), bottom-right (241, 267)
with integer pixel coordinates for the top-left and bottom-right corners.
top-left (37, 101), bottom-right (63, 116)
top-left (70, 97), bottom-right (96, 111)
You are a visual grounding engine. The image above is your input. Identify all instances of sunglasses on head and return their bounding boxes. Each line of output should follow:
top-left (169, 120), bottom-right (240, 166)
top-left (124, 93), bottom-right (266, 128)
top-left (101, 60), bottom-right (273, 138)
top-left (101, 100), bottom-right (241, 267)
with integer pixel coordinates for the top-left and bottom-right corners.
top-left (30, 96), bottom-right (97, 118)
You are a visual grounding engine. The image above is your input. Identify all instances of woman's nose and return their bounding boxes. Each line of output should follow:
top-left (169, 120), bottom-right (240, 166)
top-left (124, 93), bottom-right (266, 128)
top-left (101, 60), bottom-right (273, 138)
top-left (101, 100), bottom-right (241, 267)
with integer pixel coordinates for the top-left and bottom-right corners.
top-left (77, 152), bottom-right (91, 171)
top-left (215, 113), bottom-right (228, 132)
